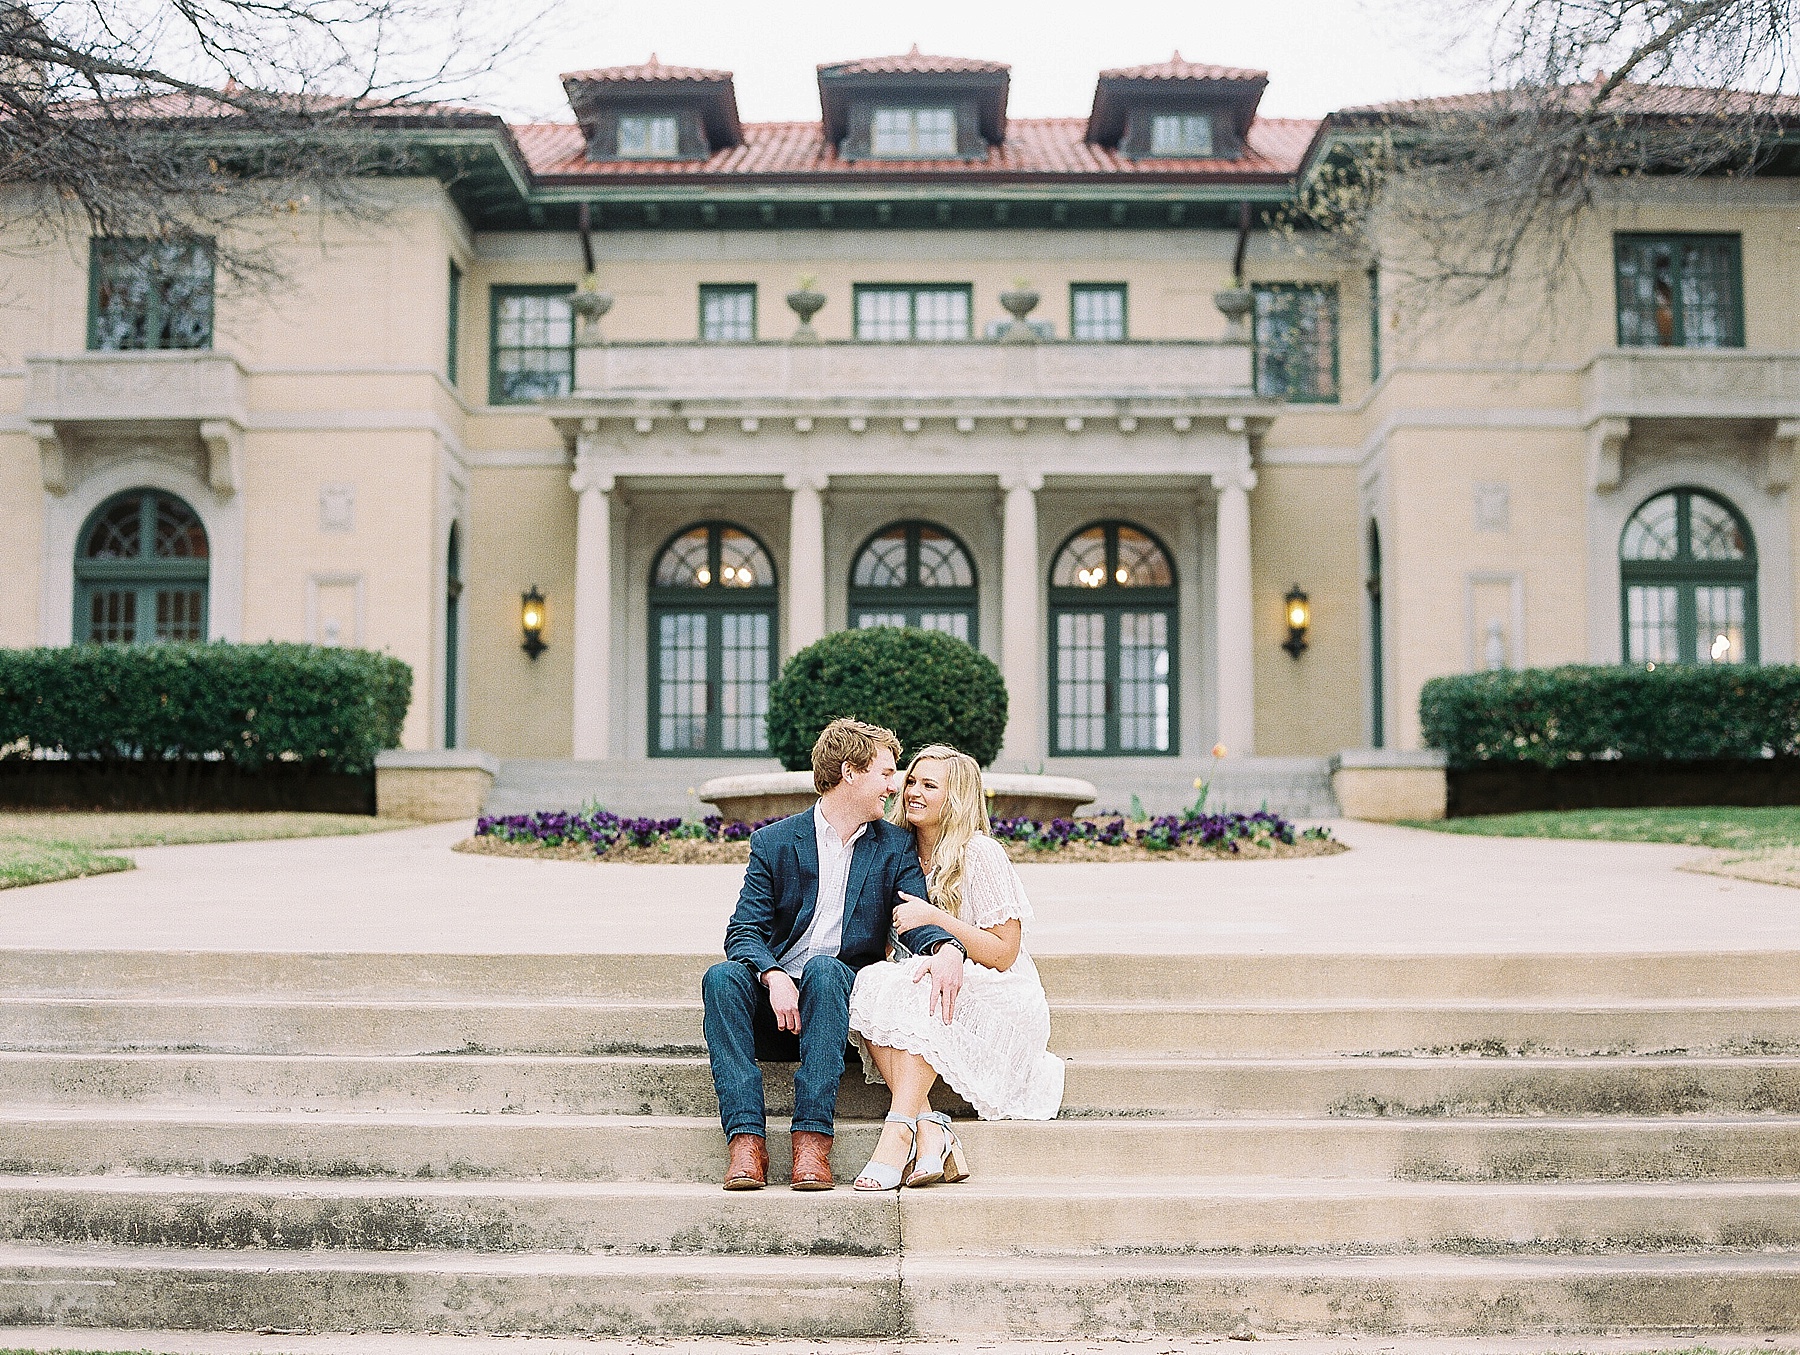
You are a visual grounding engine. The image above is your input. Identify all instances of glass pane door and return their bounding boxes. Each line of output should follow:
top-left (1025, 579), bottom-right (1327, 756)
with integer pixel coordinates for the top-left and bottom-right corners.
top-left (1117, 611), bottom-right (1170, 752)
top-left (1055, 611), bottom-right (1108, 752)
top-left (1626, 585), bottom-right (1680, 664)
top-left (719, 612), bottom-right (771, 753)
top-left (87, 589), bottom-right (138, 644)
top-left (656, 612), bottom-right (710, 753)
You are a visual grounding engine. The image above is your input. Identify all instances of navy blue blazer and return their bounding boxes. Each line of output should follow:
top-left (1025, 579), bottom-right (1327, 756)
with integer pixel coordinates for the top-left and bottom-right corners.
top-left (723, 808), bottom-right (955, 977)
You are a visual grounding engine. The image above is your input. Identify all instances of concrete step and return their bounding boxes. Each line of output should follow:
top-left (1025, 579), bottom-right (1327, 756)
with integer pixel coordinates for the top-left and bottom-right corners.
top-left (4, 1111), bottom-right (1800, 1185)
top-left (0, 1176), bottom-right (898, 1256)
top-left (902, 1251), bottom-right (1800, 1336)
top-left (4, 951), bottom-right (1799, 1004)
top-left (3, 1050), bottom-right (1797, 1119)
top-left (898, 1178), bottom-right (1800, 1254)
top-left (8, 996), bottom-right (1800, 1059)
top-left (0, 1243), bottom-right (898, 1337)
top-left (1, 1174), bottom-right (1796, 1258)
top-left (1, 1243), bottom-right (1798, 1336)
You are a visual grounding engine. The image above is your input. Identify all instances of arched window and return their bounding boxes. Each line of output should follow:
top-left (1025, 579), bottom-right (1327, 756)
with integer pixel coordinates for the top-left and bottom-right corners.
top-left (649, 522), bottom-right (778, 756)
top-left (1048, 521), bottom-right (1177, 755)
top-left (74, 489), bottom-right (209, 644)
top-left (1621, 488), bottom-right (1757, 665)
top-left (848, 520), bottom-right (978, 644)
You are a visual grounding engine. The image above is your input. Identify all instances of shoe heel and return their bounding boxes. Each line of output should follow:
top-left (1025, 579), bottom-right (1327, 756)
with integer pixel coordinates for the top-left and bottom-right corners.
top-left (942, 1137), bottom-right (970, 1183)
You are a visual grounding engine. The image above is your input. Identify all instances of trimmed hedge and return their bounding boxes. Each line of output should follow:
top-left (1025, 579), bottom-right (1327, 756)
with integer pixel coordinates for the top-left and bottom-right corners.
top-left (0, 643), bottom-right (411, 774)
top-left (1420, 664), bottom-right (1800, 769)
top-left (767, 628), bottom-right (1008, 770)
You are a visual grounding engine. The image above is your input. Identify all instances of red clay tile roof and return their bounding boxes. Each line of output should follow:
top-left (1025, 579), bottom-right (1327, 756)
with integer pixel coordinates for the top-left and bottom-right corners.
top-left (1339, 77), bottom-right (1800, 117)
top-left (1098, 53), bottom-right (1267, 84)
top-left (519, 114), bottom-right (1314, 181)
top-left (561, 55), bottom-right (732, 85)
top-left (817, 47), bottom-right (1008, 77)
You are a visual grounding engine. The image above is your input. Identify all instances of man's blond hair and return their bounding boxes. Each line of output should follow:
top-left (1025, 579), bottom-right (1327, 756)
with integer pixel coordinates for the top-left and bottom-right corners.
top-left (811, 717), bottom-right (904, 795)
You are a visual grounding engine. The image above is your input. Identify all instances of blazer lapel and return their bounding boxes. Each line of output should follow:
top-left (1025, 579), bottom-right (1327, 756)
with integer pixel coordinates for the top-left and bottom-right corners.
top-left (786, 810), bottom-right (821, 943)
top-left (842, 826), bottom-right (880, 940)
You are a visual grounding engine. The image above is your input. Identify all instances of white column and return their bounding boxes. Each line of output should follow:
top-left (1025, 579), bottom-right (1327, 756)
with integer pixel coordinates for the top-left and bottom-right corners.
top-left (570, 442), bottom-right (614, 761)
top-left (1000, 473), bottom-right (1044, 765)
top-left (1212, 465), bottom-right (1257, 755)
top-left (784, 473), bottom-right (827, 655)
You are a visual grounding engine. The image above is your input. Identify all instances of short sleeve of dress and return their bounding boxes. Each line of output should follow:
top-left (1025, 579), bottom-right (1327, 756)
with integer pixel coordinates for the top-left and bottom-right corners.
top-left (961, 834), bottom-right (1034, 931)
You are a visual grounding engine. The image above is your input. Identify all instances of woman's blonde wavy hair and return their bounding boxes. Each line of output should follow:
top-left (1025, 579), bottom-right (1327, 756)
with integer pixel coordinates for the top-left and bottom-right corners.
top-left (886, 743), bottom-right (989, 919)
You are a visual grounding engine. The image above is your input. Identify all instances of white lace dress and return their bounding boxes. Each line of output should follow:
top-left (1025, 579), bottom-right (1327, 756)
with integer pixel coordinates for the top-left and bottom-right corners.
top-left (848, 833), bottom-right (1065, 1120)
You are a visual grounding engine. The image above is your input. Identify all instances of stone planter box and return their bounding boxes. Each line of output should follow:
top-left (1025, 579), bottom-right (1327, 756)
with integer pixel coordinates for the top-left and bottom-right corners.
top-left (376, 749), bottom-right (498, 821)
top-left (0, 758), bottom-right (374, 813)
top-left (698, 770), bottom-right (1097, 826)
top-left (1449, 757), bottom-right (1800, 817)
top-left (1331, 749), bottom-right (1448, 822)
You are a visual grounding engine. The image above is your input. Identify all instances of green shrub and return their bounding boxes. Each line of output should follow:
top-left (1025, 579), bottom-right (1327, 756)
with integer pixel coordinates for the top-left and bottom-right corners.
top-left (0, 643), bottom-right (411, 774)
top-left (1420, 664), bottom-right (1800, 768)
top-left (767, 628), bottom-right (1008, 770)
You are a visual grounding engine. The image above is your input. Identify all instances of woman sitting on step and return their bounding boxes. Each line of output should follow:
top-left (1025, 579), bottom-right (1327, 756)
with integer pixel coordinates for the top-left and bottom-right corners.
top-left (847, 744), bottom-right (1066, 1190)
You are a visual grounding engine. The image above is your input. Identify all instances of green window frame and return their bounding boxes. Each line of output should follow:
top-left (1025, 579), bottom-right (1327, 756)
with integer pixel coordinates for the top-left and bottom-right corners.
top-left (489, 285), bottom-right (574, 405)
top-left (871, 107), bottom-right (956, 157)
top-left (852, 284), bottom-right (973, 341)
top-left (1048, 521), bottom-right (1179, 757)
top-left (1253, 283), bottom-right (1339, 403)
top-left (648, 522), bottom-right (780, 758)
top-left (848, 520), bottom-right (979, 646)
top-left (73, 488), bottom-right (210, 645)
top-left (446, 260), bottom-right (462, 386)
top-left (1620, 487), bottom-right (1758, 666)
top-left (1615, 233), bottom-right (1744, 349)
top-left (88, 237), bottom-right (215, 351)
top-left (1367, 265), bottom-right (1381, 384)
top-left (699, 284), bottom-right (757, 342)
top-left (1070, 284), bottom-right (1128, 341)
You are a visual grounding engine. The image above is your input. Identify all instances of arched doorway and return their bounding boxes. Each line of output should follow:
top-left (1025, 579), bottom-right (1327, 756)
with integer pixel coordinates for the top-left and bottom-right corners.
top-left (445, 523), bottom-right (463, 747)
top-left (1621, 487), bottom-right (1757, 664)
top-left (1366, 520), bottom-right (1384, 748)
top-left (74, 488), bottom-right (209, 644)
top-left (649, 522), bottom-right (779, 756)
top-left (1047, 521), bottom-right (1177, 755)
top-left (848, 520), bottom-right (978, 643)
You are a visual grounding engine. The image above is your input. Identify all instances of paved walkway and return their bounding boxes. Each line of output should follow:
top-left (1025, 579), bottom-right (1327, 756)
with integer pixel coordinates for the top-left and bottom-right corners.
top-left (1, 819), bottom-right (1796, 955)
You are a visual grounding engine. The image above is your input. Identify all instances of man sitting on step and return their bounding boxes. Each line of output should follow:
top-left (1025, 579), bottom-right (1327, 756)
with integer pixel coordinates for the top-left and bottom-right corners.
top-left (701, 717), bottom-right (958, 1191)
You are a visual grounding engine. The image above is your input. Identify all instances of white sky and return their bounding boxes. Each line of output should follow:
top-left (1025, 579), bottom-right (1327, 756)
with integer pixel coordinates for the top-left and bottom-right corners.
top-left (494, 0), bottom-right (1495, 125)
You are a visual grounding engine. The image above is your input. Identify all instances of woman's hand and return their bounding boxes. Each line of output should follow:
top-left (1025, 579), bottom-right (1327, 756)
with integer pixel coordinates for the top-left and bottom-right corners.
top-left (893, 891), bottom-right (944, 933)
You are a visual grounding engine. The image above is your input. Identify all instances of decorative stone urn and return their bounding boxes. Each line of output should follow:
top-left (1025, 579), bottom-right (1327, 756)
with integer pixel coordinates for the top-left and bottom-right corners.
top-left (697, 770), bottom-right (1098, 827)
top-left (998, 287), bottom-right (1041, 343)
top-left (570, 275), bottom-right (615, 347)
top-left (1213, 286), bottom-right (1253, 340)
top-left (786, 286), bottom-right (827, 342)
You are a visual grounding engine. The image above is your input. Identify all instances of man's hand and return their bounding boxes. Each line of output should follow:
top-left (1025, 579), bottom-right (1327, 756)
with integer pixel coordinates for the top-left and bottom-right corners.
top-left (912, 944), bottom-right (963, 1024)
top-left (894, 891), bottom-right (944, 933)
top-left (765, 970), bottom-right (802, 1034)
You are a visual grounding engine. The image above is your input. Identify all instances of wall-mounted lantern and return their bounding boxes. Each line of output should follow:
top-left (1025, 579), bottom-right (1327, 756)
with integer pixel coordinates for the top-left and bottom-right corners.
top-left (521, 586), bottom-right (547, 660)
top-left (1282, 585), bottom-right (1311, 659)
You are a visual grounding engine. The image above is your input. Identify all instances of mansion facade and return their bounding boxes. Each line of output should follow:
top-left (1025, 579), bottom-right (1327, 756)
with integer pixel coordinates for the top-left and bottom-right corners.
top-left (3, 50), bottom-right (1797, 806)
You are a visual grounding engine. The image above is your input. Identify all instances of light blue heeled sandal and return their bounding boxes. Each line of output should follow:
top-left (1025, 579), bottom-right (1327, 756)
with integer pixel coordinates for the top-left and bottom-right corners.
top-left (905, 1110), bottom-right (970, 1187)
top-left (853, 1113), bottom-right (918, 1192)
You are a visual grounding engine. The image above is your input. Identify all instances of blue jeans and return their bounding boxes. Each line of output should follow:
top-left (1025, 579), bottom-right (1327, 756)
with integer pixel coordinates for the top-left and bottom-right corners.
top-left (701, 955), bottom-right (855, 1139)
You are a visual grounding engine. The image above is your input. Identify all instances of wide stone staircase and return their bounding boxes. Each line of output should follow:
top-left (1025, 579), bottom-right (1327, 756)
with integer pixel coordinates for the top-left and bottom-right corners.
top-left (0, 948), bottom-right (1798, 1339)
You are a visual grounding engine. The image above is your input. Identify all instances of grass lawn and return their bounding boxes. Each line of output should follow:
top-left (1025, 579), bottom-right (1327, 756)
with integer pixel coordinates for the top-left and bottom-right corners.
top-left (1403, 806), bottom-right (1800, 889)
top-left (0, 810), bottom-right (421, 890)
top-left (1405, 805), bottom-right (1800, 850)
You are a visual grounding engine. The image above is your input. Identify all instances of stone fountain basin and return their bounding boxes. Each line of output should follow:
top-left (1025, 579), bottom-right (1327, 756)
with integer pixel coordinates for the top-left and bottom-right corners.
top-left (697, 770), bottom-right (1098, 826)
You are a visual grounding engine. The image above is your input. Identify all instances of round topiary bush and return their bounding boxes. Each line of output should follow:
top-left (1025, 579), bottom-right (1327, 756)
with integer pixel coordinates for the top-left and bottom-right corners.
top-left (767, 627), bottom-right (1009, 770)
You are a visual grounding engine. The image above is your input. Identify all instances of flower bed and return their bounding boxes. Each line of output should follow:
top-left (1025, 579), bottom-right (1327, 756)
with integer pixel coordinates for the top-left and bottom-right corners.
top-left (454, 807), bottom-right (1341, 865)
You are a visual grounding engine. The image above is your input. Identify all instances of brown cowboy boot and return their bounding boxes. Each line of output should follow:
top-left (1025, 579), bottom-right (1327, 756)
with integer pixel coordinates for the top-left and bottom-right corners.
top-left (723, 1133), bottom-right (768, 1190)
top-left (791, 1129), bottom-right (834, 1190)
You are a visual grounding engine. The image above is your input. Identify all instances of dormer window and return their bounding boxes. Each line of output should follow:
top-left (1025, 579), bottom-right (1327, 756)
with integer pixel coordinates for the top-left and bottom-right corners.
top-left (618, 113), bottom-right (680, 157)
top-left (1149, 112), bottom-right (1213, 156)
top-left (871, 106), bottom-right (956, 156)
